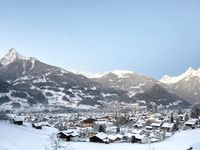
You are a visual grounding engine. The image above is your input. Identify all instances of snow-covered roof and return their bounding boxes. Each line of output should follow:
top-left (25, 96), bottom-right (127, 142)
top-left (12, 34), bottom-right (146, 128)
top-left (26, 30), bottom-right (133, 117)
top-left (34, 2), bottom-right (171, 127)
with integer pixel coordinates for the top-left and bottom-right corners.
top-left (95, 132), bottom-right (108, 140)
top-left (33, 122), bottom-right (49, 126)
top-left (13, 116), bottom-right (24, 122)
top-left (185, 119), bottom-right (198, 125)
top-left (133, 134), bottom-right (146, 140)
top-left (108, 134), bottom-right (124, 141)
top-left (137, 119), bottom-right (146, 125)
top-left (151, 138), bottom-right (159, 142)
top-left (133, 129), bottom-right (143, 134)
top-left (61, 129), bottom-right (79, 137)
top-left (146, 126), bottom-right (153, 129)
top-left (151, 122), bottom-right (162, 127)
top-left (108, 135), bottom-right (117, 141)
top-left (162, 123), bottom-right (174, 128)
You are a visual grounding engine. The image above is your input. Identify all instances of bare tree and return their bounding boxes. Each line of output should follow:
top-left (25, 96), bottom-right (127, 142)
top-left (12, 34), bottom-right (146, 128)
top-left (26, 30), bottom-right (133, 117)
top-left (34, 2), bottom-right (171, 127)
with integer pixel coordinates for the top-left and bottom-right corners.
top-left (47, 133), bottom-right (73, 150)
top-left (0, 111), bottom-right (8, 120)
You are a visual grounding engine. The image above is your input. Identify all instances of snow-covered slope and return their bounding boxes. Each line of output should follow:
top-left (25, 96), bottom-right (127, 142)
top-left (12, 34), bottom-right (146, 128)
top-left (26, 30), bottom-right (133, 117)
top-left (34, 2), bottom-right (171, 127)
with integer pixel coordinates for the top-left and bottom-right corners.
top-left (75, 71), bottom-right (103, 78)
top-left (160, 67), bottom-right (200, 84)
top-left (103, 70), bottom-right (135, 78)
top-left (77, 70), bottom-right (135, 79)
top-left (1, 122), bottom-right (200, 150)
top-left (0, 49), bottom-right (131, 110)
top-left (92, 70), bottom-right (158, 97)
top-left (160, 67), bottom-right (200, 104)
top-left (0, 122), bottom-right (57, 150)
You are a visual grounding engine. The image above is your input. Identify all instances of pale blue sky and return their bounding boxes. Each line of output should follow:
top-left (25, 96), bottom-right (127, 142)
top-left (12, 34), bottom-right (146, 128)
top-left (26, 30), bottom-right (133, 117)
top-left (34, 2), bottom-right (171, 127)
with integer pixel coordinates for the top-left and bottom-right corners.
top-left (0, 0), bottom-right (200, 79)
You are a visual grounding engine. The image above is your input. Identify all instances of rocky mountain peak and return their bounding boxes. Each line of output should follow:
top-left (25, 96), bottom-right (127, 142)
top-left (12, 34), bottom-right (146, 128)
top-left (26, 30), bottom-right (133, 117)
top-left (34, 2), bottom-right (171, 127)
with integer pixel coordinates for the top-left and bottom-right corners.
top-left (160, 67), bottom-right (200, 84)
top-left (0, 48), bottom-right (32, 66)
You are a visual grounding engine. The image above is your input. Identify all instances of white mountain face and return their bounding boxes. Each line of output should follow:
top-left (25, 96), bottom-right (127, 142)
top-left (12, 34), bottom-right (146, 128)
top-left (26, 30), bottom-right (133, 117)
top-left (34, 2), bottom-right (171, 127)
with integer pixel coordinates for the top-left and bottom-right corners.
top-left (75, 71), bottom-right (103, 78)
top-left (77, 70), bottom-right (135, 79)
top-left (160, 67), bottom-right (200, 84)
top-left (0, 48), bottom-right (34, 66)
top-left (105, 70), bottom-right (135, 78)
top-left (160, 67), bottom-right (200, 104)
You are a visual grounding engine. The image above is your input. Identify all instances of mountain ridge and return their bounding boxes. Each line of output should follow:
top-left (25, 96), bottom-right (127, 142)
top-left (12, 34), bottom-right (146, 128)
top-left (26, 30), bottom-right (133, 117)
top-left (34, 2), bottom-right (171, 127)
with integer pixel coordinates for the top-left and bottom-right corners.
top-left (0, 49), bottom-right (196, 111)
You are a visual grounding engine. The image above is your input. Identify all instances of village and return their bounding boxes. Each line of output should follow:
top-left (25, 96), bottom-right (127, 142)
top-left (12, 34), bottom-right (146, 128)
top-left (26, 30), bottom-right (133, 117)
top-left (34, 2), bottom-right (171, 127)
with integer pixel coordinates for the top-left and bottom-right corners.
top-left (4, 102), bottom-right (200, 146)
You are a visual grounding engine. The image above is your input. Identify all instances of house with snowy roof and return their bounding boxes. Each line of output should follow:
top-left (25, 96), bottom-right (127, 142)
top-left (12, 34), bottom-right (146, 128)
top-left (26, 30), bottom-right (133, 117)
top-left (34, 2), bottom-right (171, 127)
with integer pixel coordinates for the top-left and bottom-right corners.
top-left (161, 122), bottom-right (175, 132)
top-left (107, 134), bottom-right (125, 143)
top-left (57, 129), bottom-right (79, 142)
top-left (13, 116), bottom-right (24, 125)
top-left (184, 119), bottom-right (199, 129)
top-left (90, 132), bottom-right (109, 144)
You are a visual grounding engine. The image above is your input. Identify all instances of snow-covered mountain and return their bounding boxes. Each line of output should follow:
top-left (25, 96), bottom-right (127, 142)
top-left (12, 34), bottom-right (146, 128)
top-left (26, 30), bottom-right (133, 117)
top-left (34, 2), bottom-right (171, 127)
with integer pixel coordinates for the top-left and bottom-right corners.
top-left (0, 49), bottom-right (193, 111)
top-left (133, 84), bottom-right (189, 109)
top-left (92, 70), bottom-right (159, 98)
top-left (0, 49), bottom-right (131, 110)
top-left (75, 71), bottom-right (103, 78)
top-left (88, 70), bottom-right (189, 108)
top-left (160, 67), bottom-right (200, 104)
top-left (160, 67), bottom-right (200, 84)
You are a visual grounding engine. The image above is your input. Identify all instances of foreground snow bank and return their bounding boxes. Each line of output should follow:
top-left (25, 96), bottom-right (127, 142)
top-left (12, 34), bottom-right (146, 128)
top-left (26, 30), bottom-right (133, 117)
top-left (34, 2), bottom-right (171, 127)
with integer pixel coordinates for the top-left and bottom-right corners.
top-left (0, 122), bottom-right (57, 150)
top-left (0, 121), bottom-right (200, 150)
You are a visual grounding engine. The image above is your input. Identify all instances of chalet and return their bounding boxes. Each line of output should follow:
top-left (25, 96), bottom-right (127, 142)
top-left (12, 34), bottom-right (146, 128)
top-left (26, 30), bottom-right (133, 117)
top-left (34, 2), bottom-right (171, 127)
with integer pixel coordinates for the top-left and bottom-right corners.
top-left (135, 119), bottom-right (146, 128)
top-left (90, 132), bottom-right (109, 144)
top-left (132, 134), bottom-right (148, 144)
top-left (58, 129), bottom-right (79, 142)
top-left (13, 117), bottom-right (24, 125)
top-left (81, 118), bottom-right (96, 128)
top-left (184, 119), bottom-right (198, 129)
top-left (32, 122), bottom-right (43, 129)
top-left (108, 134), bottom-right (125, 143)
top-left (151, 122), bottom-right (162, 129)
top-left (161, 123), bottom-right (175, 132)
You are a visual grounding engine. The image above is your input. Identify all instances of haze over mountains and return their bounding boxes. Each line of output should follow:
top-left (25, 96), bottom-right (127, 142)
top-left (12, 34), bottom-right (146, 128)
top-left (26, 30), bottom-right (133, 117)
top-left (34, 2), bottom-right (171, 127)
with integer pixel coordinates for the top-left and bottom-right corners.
top-left (0, 49), bottom-right (199, 111)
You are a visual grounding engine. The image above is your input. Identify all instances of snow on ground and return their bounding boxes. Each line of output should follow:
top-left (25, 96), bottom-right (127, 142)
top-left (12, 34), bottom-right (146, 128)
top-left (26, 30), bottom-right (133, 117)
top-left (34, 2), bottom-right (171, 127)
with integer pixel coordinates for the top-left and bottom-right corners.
top-left (0, 122), bottom-right (57, 150)
top-left (1, 121), bottom-right (200, 150)
top-left (69, 129), bottom-right (200, 150)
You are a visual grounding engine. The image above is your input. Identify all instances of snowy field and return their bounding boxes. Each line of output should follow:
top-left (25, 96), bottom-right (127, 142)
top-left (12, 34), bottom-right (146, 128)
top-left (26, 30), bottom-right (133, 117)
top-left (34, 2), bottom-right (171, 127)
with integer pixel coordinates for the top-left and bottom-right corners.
top-left (0, 121), bottom-right (200, 150)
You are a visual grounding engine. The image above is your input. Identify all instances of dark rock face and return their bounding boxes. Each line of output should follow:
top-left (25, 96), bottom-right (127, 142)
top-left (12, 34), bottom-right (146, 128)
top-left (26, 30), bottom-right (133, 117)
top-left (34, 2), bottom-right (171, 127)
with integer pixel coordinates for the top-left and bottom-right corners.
top-left (133, 84), bottom-right (189, 109)
top-left (0, 78), bottom-right (10, 93)
top-left (93, 71), bottom-right (158, 95)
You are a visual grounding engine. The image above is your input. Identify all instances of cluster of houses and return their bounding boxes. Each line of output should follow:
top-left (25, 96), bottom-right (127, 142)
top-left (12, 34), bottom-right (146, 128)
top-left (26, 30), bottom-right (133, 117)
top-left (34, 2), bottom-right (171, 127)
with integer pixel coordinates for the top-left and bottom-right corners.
top-left (9, 109), bottom-right (200, 144)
